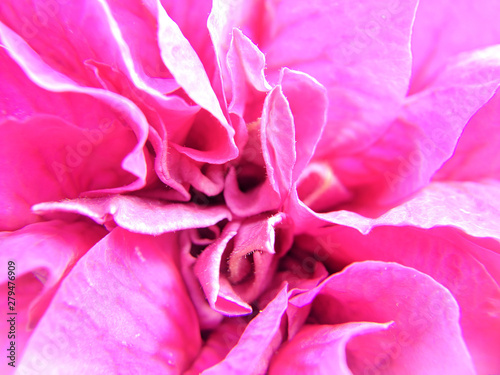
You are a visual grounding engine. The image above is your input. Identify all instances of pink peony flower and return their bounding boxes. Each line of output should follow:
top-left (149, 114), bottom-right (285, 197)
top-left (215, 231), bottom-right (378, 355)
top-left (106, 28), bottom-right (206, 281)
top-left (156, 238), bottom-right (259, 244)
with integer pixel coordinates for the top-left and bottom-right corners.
top-left (1, 0), bottom-right (500, 374)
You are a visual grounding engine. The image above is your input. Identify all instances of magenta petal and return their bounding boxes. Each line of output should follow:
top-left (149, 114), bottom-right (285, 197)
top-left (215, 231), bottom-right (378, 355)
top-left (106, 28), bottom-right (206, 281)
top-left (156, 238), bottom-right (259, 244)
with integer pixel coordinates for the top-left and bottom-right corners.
top-left (17, 228), bottom-right (201, 374)
top-left (0, 23), bottom-right (150, 193)
top-left (194, 221), bottom-right (252, 316)
top-left (224, 166), bottom-right (281, 217)
top-left (262, 0), bottom-right (418, 155)
top-left (261, 85), bottom-right (296, 200)
top-left (202, 286), bottom-right (288, 374)
top-left (33, 195), bottom-right (232, 235)
top-left (0, 115), bottom-right (140, 231)
top-left (319, 181), bottom-right (500, 238)
top-left (185, 317), bottom-right (248, 374)
top-left (269, 322), bottom-right (391, 374)
top-left (411, 0), bottom-right (500, 93)
top-left (153, 1), bottom-right (237, 159)
top-left (331, 46), bottom-right (500, 206)
top-left (308, 225), bottom-right (500, 374)
top-left (435, 91), bottom-right (500, 181)
top-left (226, 28), bottom-right (270, 118)
top-left (0, 220), bottom-right (106, 373)
top-left (311, 261), bottom-right (475, 374)
top-left (279, 68), bottom-right (328, 183)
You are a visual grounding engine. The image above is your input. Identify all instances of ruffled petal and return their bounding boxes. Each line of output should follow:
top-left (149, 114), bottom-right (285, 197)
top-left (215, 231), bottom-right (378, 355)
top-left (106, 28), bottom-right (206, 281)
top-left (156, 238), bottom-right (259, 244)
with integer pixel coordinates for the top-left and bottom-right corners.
top-left (410, 0), bottom-right (500, 92)
top-left (310, 261), bottom-right (475, 374)
top-left (302, 225), bottom-right (500, 373)
top-left (262, 0), bottom-right (419, 156)
top-left (17, 228), bottom-right (201, 374)
top-left (0, 220), bottom-right (106, 374)
top-left (289, 180), bottom-right (500, 239)
top-left (0, 22), bottom-right (150, 194)
top-left (32, 195), bottom-right (232, 235)
top-left (435, 91), bottom-right (500, 182)
top-left (269, 322), bottom-right (391, 374)
top-left (330, 46), bottom-right (500, 206)
top-left (200, 286), bottom-right (288, 374)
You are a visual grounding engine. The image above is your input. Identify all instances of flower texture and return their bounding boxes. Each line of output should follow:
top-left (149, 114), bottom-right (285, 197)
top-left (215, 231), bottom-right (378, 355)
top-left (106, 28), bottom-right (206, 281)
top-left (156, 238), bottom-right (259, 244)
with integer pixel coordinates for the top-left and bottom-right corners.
top-left (1, 0), bottom-right (500, 374)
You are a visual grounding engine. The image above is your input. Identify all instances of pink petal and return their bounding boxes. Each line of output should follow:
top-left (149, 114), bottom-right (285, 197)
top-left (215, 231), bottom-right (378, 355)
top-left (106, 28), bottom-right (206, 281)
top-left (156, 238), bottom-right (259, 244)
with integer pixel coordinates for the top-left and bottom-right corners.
top-left (261, 0), bottom-right (419, 156)
top-left (304, 225), bottom-right (500, 373)
top-left (0, 220), bottom-right (106, 374)
top-left (0, 22), bottom-right (150, 193)
top-left (435, 91), bottom-right (500, 181)
top-left (410, 0), bottom-right (500, 93)
top-left (261, 85), bottom-right (296, 200)
top-left (0, 115), bottom-right (140, 231)
top-left (224, 166), bottom-right (281, 217)
top-left (185, 317), bottom-right (249, 374)
top-left (179, 231), bottom-right (225, 330)
top-left (32, 195), bottom-right (232, 235)
top-left (226, 28), bottom-right (270, 119)
top-left (207, 0), bottom-right (266, 101)
top-left (331, 46), bottom-right (500, 206)
top-left (194, 214), bottom-right (293, 316)
top-left (17, 228), bottom-right (201, 374)
top-left (279, 69), bottom-right (328, 183)
top-left (194, 221), bottom-right (253, 316)
top-left (310, 261), bottom-right (475, 374)
top-left (269, 322), bottom-right (391, 374)
top-left (152, 1), bottom-right (237, 159)
top-left (289, 180), bottom-right (500, 239)
top-left (201, 286), bottom-right (288, 374)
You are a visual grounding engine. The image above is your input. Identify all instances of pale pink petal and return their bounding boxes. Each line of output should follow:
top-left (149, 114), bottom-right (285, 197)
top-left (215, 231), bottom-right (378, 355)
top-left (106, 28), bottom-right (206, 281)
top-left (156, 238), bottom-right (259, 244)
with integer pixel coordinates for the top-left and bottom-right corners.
top-left (161, 0), bottom-right (214, 67)
top-left (310, 261), bottom-right (475, 374)
top-left (331, 46), bottom-right (500, 206)
top-left (207, 0), bottom-right (266, 101)
top-left (229, 213), bottom-right (294, 303)
top-left (435, 91), bottom-right (500, 181)
top-left (261, 0), bottom-right (419, 156)
top-left (304, 225), bottom-right (500, 373)
top-left (410, 0), bottom-right (500, 93)
top-left (0, 220), bottom-right (106, 374)
top-left (32, 195), bottom-right (232, 235)
top-left (17, 228), bottom-right (201, 374)
top-left (201, 286), bottom-right (288, 375)
top-left (269, 322), bottom-right (391, 375)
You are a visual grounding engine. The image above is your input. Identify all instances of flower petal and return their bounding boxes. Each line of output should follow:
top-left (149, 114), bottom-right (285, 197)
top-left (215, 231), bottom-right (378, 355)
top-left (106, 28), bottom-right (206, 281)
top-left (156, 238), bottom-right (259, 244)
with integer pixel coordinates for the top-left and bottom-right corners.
top-left (269, 322), bottom-right (391, 374)
top-left (201, 286), bottom-right (288, 374)
top-left (0, 22), bottom-right (150, 193)
top-left (435, 91), bottom-right (500, 181)
top-left (410, 0), bottom-right (500, 92)
top-left (304, 225), bottom-right (500, 373)
top-left (0, 220), bottom-right (106, 374)
top-left (17, 228), bottom-right (201, 374)
top-left (32, 195), bottom-right (232, 235)
top-left (262, 0), bottom-right (419, 155)
top-left (331, 45), bottom-right (500, 206)
top-left (315, 181), bottom-right (500, 238)
top-left (0, 115), bottom-right (140, 231)
top-left (311, 261), bottom-right (475, 374)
